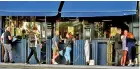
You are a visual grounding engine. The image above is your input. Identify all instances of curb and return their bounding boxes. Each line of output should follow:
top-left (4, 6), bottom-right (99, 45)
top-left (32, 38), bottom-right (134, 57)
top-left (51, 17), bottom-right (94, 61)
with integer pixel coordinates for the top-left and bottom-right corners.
top-left (0, 63), bottom-right (139, 69)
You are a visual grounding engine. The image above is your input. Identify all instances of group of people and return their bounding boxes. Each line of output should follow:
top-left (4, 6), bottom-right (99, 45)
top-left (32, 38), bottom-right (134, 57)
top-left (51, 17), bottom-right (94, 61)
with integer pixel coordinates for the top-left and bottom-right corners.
top-left (1, 27), bottom-right (42, 64)
top-left (0, 27), bottom-right (138, 66)
top-left (114, 28), bottom-right (138, 66)
top-left (52, 31), bottom-right (73, 65)
top-left (1, 26), bottom-right (73, 65)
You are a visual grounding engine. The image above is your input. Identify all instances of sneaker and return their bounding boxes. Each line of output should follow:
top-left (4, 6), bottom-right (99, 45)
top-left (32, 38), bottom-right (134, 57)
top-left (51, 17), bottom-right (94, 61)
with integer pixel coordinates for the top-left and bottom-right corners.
top-left (66, 61), bottom-right (69, 65)
top-left (25, 63), bottom-right (28, 64)
top-left (53, 62), bottom-right (58, 64)
top-left (122, 64), bottom-right (125, 66)
top-left (86, 62), bottom-right (89, 65)
top-left (10, 61), bottom-right (15, 63)
top-left (25, 62), bottom-right (29, 64)
top-left (134, 64), bottom-right (139, 67)
top-left (128, 63), bottom-right (132, 66)
top-left (2, 60), bottom-right (4, 62)
top-left (52, 60), bottom-right (54, 64)
top-left (4, 61), bottom-right (9, 63)
top-left (38, 61), bottom-right (42, 64)
top-left (52, 59), bottom-right (58, 64)
top-left (131, 63), bottom-right (135, 66)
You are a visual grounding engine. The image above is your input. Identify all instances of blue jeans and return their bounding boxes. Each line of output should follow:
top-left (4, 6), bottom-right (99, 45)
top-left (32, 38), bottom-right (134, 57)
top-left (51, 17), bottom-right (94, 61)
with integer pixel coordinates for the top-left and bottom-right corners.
top-left (128, 46), bottom-right (136, 60)
top-left (64, 47), bottom-right (71, 62)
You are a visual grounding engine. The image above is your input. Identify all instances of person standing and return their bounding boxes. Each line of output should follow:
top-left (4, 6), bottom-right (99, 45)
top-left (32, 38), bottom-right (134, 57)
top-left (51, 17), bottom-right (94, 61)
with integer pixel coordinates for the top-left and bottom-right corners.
top-left (114, 28), bottom-right (122, 66)
top-left (52, 31), bottom-right (59, 64)
top-left (121, 30), bottom-right (128, 66)
top-left (126, 32), bottom-right (136, 66)
top-left (26, 29), bottom-right (40, 64)
top-left (3, 27), bottom-right (14, 63)
top-left (64, 33), bottom-right (72, 65)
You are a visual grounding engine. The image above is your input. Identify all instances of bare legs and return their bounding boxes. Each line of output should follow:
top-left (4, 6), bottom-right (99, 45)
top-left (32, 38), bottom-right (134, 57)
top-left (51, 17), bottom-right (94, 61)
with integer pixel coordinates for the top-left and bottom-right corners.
top-left (121, 50), bottom-right (127, 66)
top-left (52, 48), bottom-right (59, 64)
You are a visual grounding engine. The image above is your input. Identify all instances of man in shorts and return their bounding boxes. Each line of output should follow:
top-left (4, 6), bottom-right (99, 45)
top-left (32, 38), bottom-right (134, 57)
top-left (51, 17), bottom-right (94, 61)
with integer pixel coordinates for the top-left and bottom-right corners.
top-left (52, 31), bottom-right (59, 64)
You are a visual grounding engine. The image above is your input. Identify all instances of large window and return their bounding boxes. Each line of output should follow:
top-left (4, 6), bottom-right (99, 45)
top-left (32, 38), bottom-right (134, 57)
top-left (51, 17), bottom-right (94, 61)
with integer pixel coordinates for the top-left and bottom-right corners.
top-left (3, 16), bottom-right (51, 40)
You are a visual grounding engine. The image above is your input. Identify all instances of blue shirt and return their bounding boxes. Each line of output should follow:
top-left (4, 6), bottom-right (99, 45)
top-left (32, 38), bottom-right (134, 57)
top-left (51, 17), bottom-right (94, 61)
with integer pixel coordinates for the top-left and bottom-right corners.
top-left (127, 38), bottom-right (136, 47)
top-left (52, 35), bottom-right (59, 48)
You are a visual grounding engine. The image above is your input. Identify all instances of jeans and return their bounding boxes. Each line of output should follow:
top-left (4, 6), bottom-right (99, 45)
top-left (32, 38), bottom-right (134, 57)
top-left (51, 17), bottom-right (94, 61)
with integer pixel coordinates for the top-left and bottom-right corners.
top-left (128, 46), bottom-right (136, 61)
top-left (3, 44), bottom-right (13, 62)
top-left (64, 47), bottom-right (71, 62)
top-left (26, 47), bottom-right (39, 63)
top-left (115, 49), bottom-right (122, 65)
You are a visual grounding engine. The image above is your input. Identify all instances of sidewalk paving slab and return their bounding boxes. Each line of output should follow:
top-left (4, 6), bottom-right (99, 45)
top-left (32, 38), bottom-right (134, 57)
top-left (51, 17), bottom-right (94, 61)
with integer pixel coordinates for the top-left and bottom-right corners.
top-left (0, 63), bottom-right (139, 69)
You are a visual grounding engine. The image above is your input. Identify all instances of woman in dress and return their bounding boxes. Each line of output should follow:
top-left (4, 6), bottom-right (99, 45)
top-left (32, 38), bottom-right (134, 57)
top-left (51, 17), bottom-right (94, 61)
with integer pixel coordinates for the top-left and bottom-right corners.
top-left (121, 30), bottom-right (128, 66)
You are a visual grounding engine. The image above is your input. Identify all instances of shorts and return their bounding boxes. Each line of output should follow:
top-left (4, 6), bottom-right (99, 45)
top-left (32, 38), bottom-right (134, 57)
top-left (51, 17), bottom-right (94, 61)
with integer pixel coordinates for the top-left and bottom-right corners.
top-left (122, 46), bottom-right (128, 51)
top-left (52, 47), bottom-right (59, 53)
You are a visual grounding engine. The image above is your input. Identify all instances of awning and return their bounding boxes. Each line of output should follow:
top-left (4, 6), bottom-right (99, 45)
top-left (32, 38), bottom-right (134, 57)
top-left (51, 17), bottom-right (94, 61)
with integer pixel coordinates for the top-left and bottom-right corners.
top-left (61, 1), bottom-right (137, 17)
top-left (0, 1), bottom-right (60, 16)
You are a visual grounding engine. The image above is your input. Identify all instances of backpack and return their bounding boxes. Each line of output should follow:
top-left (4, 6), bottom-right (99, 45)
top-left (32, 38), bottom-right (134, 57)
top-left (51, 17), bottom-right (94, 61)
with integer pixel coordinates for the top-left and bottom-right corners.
top-left (29, 32), bottom-right (36, 43)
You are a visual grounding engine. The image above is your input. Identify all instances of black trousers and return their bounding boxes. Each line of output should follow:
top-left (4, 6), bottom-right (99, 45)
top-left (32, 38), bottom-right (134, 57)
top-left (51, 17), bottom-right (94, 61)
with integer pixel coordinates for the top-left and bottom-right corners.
top-left (26, 47), bottom-right (39, 63)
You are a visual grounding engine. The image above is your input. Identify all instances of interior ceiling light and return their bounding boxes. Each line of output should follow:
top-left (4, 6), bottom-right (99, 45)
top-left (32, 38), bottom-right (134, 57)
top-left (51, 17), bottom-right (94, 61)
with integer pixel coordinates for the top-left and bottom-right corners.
top-left (102, 20), bottom-right (112, 21)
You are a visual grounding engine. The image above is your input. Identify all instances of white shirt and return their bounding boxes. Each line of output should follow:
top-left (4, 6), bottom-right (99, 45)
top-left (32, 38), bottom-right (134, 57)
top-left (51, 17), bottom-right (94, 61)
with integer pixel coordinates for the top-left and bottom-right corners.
top-left (35, 35), bottom-right (38, 47)
top-left (28, 34), bottom-right (38, 47)
top-left (1, 33), bottom-right (4, 43)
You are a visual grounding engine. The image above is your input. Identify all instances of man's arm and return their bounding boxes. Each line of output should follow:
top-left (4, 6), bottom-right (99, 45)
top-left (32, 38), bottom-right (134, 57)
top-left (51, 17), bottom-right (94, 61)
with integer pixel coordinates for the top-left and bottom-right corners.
top-left (114, 34), bottom-right (118, 41)
top-left (55, 41), bottom-right (59, 50)
top-left (117, 34), bottom-right (122, 42)
top-left (121, 35), bottom-right (123, 40)
top-left (8, 32), bottom-right (12, 40)
top-left (8, 36), bottom-right (12, 40)
top-left (1, 33), bottom-right (3, 40)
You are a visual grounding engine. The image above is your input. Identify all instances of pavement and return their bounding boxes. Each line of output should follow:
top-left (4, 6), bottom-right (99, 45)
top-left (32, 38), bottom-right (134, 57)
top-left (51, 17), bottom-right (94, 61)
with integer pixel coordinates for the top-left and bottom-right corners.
top-left (0, 63), bottom-right (139, 69)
